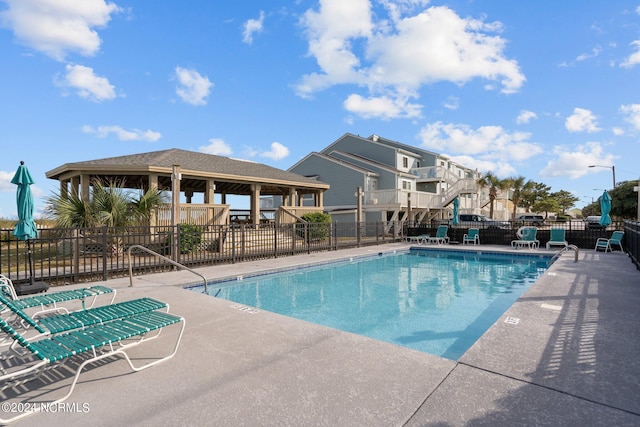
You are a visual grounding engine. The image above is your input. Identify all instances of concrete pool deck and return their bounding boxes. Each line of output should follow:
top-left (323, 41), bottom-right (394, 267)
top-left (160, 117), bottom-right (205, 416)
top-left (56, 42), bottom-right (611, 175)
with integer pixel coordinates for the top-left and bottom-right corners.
top-left (4, 243), bottom-right (640, 426)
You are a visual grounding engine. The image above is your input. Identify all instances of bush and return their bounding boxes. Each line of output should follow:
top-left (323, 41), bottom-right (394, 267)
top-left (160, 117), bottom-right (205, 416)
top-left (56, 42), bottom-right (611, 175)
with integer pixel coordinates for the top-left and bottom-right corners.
top-left (165, 223), bottom-right (203, 254)
top-left (299, 212), bottom-right (331, 242)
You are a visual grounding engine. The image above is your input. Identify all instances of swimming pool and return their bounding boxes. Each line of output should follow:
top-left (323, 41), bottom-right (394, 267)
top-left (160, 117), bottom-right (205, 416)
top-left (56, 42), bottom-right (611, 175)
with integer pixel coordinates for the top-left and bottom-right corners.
top-left (199, 249), bottom-right (551, 360)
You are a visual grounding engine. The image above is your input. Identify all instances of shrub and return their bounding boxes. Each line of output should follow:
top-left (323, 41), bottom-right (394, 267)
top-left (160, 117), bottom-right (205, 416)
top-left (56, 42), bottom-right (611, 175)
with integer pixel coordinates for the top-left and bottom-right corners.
top-left (165, 223), bottom-right (203, 254)
top-left (299, 212), bottom-right (331, 242)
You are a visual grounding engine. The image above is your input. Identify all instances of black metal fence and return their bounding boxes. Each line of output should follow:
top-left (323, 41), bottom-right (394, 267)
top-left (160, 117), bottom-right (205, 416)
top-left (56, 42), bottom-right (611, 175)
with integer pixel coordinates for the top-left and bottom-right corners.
top-left (0, 222), bottom-right (402, 286)
top-left (2, 219), bottom-right (637, 287)
top-left (406, 219), bottom-right (628, 249)
top-left (624, 220), bottom-right (639, 270)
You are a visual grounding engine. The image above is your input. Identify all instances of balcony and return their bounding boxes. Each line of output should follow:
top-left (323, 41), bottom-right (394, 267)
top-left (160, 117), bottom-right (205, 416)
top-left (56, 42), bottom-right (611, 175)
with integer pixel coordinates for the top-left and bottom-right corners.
top-left (363, 189), bottom-right (442, 209)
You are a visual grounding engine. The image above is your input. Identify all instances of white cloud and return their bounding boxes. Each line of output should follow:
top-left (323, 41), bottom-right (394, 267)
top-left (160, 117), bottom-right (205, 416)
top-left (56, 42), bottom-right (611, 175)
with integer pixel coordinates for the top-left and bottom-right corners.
top-left (612, 127), bottom-right (625, 136)
top-left (447, 155), bottom-right (515, 177)
top-left (620, 40), bottom-right (640, 68)
top-left (540, 142), bottom-right (616, 179)
top-left (242, 11), bottom-right (265, 44)
top-left (295, 2), bottom-right (525, 119)
top-left (576, 46), bottom-right (602, 62)
top-left (343, 93), bottom-right (422, 119)
top-left (620, 103), bottom-right (640, 131)
top-left (260, 142), bottom-right (290, 161)
top-left (57, 64), bottom-right (116, 102)
top-left (516, 110), bottom-right (537, 124)
top-left (175, 67), bottom-right (213, 106)
top-left (418, 121), bottom-right (542, 162)
top-left (565, 108), bottom-right (601, 133)
top-left (0, 0), bottom-right (120, 61)
top-left (82, 125), bottom-right (161, 141)
top-left (442, 96), bottom-right (459, 110)
top-left (199, 138), bottom-right (233, 156)
top-left (0, 170), bottom-right (15, 192)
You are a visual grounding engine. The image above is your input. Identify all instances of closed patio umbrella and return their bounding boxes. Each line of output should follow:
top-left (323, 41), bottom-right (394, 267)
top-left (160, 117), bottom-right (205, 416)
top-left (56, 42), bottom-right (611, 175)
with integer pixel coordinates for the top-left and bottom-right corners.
top-left (599, 190), bottom-right (612, 227)
top-left (11, 161), bottom-right (47, 293)
top-left (452, 196), bottom-right (460, 225)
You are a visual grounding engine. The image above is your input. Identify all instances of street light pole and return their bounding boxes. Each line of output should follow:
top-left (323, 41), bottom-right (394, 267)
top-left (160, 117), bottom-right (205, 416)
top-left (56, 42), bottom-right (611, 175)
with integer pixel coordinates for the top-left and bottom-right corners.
top-left (589, 164), bottom-right (615, 189)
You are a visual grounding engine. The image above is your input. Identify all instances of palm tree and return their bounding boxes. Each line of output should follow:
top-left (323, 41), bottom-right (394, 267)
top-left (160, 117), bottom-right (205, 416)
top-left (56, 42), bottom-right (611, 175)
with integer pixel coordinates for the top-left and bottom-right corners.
top-left (506, 175), bottom-right (530, 220)
top-left (45, 178), bottom-right (167, 228)
top-left (477, 172), bottom-right (504, 218)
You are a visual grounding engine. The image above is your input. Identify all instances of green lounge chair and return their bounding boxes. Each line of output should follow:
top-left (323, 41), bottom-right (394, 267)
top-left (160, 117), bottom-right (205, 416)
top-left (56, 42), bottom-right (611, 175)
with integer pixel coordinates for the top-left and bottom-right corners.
top-left (546, 228), bottom-right (568, 250)
top-left (511, 227), bottom-right (539, 249)
top-left (594, 231), bottom-right (624, 252)
top-left (426, 226), bottom-right (449, 245)
top-left (0, 306), bottom-right (184, 424)
top-left (0, 275), bottom-right (115, 313)
top-left (0, 293), bottom-right (168, 335)
top-left (463, 228), bottom-right (480, 245)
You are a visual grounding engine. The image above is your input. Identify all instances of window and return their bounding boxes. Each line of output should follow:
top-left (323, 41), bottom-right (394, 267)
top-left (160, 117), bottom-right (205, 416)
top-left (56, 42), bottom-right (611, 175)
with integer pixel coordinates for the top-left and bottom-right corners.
top-left (402, 181), bottom-right (412, 190)
top-left (402, 157), bottom-right (408, 168)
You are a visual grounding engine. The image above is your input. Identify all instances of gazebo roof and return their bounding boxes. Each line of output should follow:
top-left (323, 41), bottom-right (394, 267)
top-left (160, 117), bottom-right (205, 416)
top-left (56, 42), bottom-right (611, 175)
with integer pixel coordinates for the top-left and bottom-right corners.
top-left (45, 148), bottom-right (329, 196)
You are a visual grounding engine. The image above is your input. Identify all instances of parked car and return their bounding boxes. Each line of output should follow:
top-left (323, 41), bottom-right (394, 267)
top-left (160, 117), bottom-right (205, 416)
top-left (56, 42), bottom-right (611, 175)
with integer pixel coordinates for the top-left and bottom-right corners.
top-left (516, 214), bottom-right (545, 226)
top-left (457, 214), bottom-right (511, 229)
top-left (584, 215), bottom-right (605, 229)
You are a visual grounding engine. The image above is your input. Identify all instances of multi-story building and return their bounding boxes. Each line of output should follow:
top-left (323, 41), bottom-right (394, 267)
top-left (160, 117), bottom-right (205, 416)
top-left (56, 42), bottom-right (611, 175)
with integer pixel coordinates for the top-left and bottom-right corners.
top-left (272, 133), bottom-right (509, 225)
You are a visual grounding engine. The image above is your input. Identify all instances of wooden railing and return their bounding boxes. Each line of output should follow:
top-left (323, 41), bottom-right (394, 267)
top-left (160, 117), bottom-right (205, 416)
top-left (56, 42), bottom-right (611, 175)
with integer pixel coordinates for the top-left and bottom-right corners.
top-left (155, 204), bottom-right (230, 227)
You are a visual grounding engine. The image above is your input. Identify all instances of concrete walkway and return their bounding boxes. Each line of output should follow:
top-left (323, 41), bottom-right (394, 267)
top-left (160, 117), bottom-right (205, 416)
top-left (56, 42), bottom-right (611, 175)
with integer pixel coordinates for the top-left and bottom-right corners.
top-left (3, 244), bottom-right (640, 426)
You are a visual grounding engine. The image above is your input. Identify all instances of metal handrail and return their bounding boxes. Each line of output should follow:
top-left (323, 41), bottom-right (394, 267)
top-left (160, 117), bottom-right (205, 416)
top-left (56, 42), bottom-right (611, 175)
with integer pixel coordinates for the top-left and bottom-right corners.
top-left (550, 244), bottom-right (579, 264)
top-left (127, 245), bottom-right (208, 293)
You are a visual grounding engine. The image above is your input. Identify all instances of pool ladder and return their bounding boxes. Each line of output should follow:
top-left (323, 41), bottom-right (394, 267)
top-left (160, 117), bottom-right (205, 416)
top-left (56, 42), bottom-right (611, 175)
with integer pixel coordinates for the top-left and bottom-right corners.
top-left (127, 245), bottom-right (208, 293)
top-left (549, 244), bottom-right (579, 264)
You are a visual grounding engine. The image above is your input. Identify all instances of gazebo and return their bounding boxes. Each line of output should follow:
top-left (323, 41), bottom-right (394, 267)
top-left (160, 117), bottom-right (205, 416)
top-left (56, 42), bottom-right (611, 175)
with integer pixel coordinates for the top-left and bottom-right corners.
top-left (45, 148), bottom-right (329, 226)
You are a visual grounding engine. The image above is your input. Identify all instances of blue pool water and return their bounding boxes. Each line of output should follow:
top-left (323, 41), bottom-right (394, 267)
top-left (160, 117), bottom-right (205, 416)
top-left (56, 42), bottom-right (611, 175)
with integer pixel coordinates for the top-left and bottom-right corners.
top-left (201, 249), bottom-right (551, 360)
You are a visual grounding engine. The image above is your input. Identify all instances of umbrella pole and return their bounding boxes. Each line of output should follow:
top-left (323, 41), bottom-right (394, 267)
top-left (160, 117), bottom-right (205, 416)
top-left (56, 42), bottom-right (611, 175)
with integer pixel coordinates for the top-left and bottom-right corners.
top-left (27, 239), bottom-right (35, 286)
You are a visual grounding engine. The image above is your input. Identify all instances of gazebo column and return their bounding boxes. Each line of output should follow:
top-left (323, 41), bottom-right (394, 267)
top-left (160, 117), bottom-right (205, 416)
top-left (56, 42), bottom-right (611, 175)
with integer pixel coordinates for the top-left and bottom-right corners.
top-left (316, 190), bottom-right (323, 208)
top-left (59, 180), bottom-right (69, 200)
top-left (70, 176), bottom-right (80, 198)
top-left (148, 174), bottom-right (158, 227)
top-left (250, 184), bottom-right (261, 226)
top-left (204, 179), bottom-right (215, 204)
top-left (288, 187), bottom-right (296, 207)
top-left (80, 174), bottom-right (90, 202)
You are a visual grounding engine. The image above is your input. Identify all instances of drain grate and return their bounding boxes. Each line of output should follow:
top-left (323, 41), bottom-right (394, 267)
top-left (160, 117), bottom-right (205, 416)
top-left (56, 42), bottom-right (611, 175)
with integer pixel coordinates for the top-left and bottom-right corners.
top-left (230, 304), bottom-right (259, 314)
top-left (504, 316), bottom-right (520, 325)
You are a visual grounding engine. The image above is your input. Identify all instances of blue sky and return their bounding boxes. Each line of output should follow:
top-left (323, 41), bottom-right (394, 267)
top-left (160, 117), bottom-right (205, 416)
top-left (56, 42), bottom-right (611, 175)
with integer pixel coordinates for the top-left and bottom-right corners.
top-left (1, 0), bottom-right (639, 218)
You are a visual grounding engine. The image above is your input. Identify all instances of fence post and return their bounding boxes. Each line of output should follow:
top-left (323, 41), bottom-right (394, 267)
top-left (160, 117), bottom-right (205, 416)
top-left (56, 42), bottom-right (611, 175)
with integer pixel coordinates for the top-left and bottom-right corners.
top-left (175, 224), bottom-right (181, 266)
top-left (231, 224), bottom-right (236, 263)
top-left (72, 228), bottom-right (80, 283)
top-left (273, 222), bottom-right (278, 258)
top-left (101, 225), bottom-right (108, 282)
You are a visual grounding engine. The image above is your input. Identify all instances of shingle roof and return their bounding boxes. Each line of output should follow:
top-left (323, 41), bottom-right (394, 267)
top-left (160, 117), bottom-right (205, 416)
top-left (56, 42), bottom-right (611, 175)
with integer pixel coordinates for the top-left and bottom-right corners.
top-left (46, 148), bottom-right (328, 195)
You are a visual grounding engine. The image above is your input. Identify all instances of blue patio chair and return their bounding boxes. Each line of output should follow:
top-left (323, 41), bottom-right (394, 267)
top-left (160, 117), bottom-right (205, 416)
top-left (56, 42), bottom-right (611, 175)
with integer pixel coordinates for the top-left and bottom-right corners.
top-left (426, 225), bottom-right (449, 245)
top-left (511, 227), bottom-right (539, 249)
top-left (463, 228), bottom-right (480, 245)
top-left (594, 231), bottom-right (624, 252)
top-left (546, 228), bottom-right (568, 250)
top-left (0, 304), bottom-right (184, 424)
